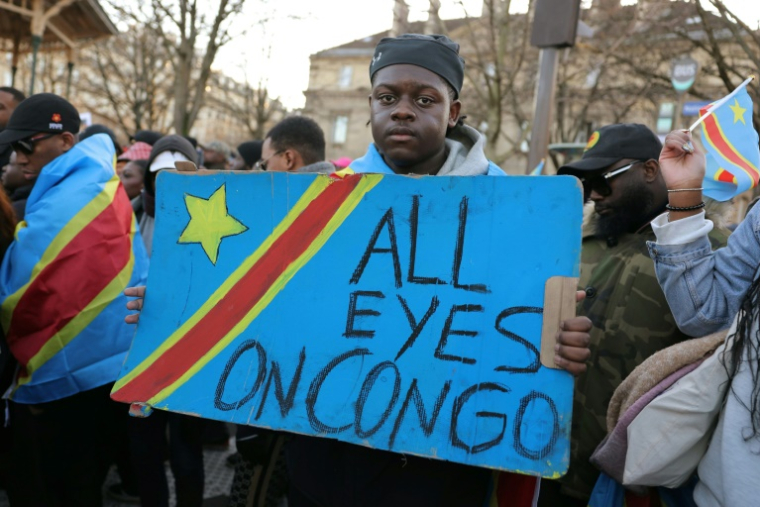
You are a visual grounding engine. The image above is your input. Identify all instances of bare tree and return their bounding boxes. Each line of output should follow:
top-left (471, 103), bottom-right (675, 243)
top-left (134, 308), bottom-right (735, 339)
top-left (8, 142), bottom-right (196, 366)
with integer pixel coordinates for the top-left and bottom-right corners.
top-left (111, 0), bottom-right (250, 135)
top-left (553, 1), bottom-right (674, 144)
top-left (682, 0), bottom-right (760, 130)
top-left (214, 77), bottom-right (282, 139)
top-left (456, 0), bottom-right (539, 165)
top-left (76, 23), bottom-right (173, 138)
top-left (455, 0), bottom-right (744, 170)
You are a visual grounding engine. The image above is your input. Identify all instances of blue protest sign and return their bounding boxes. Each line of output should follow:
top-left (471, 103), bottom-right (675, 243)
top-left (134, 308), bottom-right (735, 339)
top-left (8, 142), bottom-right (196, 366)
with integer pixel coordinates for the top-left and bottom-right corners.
top-left (113, 171), bottom-right (582, 477)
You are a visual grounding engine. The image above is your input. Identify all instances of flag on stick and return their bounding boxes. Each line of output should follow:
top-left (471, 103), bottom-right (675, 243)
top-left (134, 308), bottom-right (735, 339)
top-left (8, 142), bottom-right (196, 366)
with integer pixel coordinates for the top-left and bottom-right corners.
top-left (691, 76), bottom-right (760, 201)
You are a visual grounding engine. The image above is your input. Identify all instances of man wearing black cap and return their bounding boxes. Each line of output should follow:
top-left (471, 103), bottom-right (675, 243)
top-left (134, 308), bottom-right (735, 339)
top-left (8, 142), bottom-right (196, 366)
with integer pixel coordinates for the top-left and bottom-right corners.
top-left (539, 124), bottom-right (730, 505)
top-left (0, 92), bottom-right (80, 184)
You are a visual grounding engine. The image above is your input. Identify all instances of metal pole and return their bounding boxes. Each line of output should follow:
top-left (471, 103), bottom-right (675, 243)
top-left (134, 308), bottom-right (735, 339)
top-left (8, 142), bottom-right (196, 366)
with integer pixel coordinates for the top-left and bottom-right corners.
top-left (66, 61), bottom-right (74, 99)
top-left (673, 92), bottom-right (685, 130)
top-left (29, 34), bottom-right (42, 95)
top-left (527, 47), bottom-right (560, 174)
top-left (11, 35), bottom-right (20, 87)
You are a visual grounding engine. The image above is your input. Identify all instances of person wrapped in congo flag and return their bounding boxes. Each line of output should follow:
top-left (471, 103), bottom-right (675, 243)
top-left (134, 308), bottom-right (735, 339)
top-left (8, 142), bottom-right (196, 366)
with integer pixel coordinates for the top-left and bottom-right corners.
top-left (0, 93), bottom-right (149, 504)
top-left (0, 118), bottom-right (149, 404)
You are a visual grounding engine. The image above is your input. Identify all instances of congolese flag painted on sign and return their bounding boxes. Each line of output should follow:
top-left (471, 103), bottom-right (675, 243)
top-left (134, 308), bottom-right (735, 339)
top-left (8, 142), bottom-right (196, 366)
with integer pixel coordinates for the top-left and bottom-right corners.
top-left (111, 170), bottom-right (581, 477)
top-left (0, 134), bottom-right (149, 404)
top-left (699, 78), bottom-right (760, 201)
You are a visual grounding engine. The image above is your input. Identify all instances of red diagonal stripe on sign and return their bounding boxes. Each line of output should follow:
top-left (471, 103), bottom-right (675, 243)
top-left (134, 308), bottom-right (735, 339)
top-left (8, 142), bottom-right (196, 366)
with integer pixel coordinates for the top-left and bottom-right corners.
top-left (7, 190), bottom-right (134, 365)
top-left (113, 175), bottom-right (362, 403)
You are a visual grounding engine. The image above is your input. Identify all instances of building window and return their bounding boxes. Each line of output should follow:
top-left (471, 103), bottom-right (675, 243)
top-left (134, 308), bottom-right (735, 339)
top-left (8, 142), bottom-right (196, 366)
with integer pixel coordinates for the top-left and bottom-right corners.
top-left (333, 115), bottom-right (349, 144)
top-left (338, 66), bottom-right (353, 89)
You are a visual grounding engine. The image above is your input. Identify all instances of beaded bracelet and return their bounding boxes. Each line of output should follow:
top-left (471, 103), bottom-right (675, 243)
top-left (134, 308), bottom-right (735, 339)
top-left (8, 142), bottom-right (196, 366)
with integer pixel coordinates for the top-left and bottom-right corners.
top-left (665, 202), bottom-right (706, 211)
top-left (667, 188), bottom-right (703, 193)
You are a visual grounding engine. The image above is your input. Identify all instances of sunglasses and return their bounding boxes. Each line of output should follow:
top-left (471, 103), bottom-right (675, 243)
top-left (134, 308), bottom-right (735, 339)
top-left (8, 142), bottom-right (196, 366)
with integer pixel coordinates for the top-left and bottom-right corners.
top-left (580, 161), bottom-right (641, 199)
top-left (11, 133), bottom-right (57, 155)
top-left (254, 150), bottom-right (284, 171)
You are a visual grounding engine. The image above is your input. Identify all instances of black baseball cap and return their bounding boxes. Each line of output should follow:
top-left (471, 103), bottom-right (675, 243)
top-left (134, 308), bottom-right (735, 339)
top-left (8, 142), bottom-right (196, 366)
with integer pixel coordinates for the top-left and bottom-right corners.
top-left (0, 93), bottom-right (80, 145)
top-left (557, 123), bottom-right (662, 175)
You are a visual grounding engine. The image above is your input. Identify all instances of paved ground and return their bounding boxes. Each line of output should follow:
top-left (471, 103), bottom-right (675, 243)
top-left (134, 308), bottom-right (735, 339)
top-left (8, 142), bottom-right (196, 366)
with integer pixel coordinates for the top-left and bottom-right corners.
top-left (0, 444), bottom-right (237, 507)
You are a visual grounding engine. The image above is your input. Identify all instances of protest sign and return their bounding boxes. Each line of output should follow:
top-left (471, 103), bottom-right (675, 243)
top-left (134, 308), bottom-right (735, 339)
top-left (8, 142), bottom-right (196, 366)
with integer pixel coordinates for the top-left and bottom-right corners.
top-left (112, 171), bottom-right (582, 477)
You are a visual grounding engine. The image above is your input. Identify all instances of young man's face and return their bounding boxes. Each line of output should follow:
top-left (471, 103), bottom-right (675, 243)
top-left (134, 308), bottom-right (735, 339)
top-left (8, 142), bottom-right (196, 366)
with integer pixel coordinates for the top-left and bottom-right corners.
top-left (370, 64), bottom-right (461, 175)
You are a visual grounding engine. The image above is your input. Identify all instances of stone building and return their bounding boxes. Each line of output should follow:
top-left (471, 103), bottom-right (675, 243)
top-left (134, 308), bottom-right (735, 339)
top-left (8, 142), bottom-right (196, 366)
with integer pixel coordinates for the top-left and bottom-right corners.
top-left (303, 0), bottom-right (751, 175)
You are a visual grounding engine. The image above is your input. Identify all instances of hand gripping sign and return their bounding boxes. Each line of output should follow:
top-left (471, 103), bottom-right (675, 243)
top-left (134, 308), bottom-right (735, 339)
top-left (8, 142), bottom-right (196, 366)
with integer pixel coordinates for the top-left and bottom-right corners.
top-left (112, 171), bottom-right (582, 477)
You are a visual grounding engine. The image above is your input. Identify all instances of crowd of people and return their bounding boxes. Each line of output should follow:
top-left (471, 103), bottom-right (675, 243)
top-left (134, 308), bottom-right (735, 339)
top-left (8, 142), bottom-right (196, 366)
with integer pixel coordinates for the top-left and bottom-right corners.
top-left (0, 30), bottom-right (756, 507)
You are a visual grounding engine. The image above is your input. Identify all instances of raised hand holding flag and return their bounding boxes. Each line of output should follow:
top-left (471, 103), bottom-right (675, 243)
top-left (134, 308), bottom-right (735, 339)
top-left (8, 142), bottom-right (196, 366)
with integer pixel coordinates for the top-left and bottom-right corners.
top-left (689, 76), bottom-right (760, 201)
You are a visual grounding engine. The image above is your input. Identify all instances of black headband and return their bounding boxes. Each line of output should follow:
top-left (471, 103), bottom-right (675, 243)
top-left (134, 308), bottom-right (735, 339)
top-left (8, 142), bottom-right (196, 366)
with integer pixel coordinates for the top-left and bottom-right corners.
top-left (369, 34), bottom-right (465, 99)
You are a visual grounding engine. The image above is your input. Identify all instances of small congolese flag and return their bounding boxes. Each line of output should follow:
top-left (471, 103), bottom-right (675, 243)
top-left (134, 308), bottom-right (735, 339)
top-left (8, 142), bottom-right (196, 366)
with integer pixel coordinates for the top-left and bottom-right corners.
top-left (698, 76), bottom-right (760, 201)
top-left (0, 134), bottom-right (149, 404)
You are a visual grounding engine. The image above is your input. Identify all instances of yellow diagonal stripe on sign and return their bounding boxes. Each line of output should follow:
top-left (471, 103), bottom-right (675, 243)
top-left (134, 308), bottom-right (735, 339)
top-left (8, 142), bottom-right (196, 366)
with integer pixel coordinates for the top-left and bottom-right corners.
top-left (115, 175), bottom-right (334, 391)
top-left (144, 174), bottom-right (382, 406)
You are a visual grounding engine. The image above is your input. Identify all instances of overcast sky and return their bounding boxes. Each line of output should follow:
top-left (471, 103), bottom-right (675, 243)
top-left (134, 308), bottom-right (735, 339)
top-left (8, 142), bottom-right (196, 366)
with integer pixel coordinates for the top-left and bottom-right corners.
top-left (215, 0), bottom-right (760, 110)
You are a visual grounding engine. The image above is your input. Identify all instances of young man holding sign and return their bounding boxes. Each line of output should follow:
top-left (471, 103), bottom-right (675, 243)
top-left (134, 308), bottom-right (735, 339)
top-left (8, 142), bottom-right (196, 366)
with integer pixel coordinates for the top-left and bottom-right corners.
top-left (126, 34), bottom-right (591, 506)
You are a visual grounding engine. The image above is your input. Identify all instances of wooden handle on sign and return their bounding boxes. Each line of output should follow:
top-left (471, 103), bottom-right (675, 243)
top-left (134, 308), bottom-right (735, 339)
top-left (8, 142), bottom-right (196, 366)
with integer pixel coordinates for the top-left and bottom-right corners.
top-left (541, 276), bottom-right (579, 369)
top-left (175, 161), bottom-right (198, 172)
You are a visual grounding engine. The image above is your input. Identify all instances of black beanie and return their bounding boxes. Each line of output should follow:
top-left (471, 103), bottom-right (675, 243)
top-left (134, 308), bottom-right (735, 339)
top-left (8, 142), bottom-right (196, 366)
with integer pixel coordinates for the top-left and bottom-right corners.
top-left (237, 141), bottom-right (262, 169)
top-left (131, 130), bottom-right (163, 146)
top-left (369, 33), bottom-right (465, 98)
top-left (144, 135), bottom-right (198, 196)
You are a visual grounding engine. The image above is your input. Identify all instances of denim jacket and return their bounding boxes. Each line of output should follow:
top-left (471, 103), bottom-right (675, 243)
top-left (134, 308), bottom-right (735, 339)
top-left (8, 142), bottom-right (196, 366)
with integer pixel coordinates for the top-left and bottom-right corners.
top-left (647, 205), bottom-right (758, 336)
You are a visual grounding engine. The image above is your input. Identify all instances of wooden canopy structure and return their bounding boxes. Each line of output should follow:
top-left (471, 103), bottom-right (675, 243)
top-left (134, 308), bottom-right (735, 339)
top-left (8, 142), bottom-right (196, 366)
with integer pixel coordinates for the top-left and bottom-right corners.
top-left (0, 0), bottom-right (117, 96)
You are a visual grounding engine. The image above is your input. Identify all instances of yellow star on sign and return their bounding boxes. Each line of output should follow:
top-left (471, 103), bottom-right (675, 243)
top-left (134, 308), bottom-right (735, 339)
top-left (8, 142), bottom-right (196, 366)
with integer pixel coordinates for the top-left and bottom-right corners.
top-left (178, 184), bottom-right (248, 265)
top-left (729, 99), bottom-right (747, 125)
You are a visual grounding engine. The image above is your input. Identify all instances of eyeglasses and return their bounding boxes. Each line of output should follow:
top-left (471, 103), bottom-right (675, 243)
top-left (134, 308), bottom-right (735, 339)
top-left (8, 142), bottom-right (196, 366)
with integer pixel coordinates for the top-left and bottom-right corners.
top-left (11, 133), bottom-right (57, 155)
top-left (254, 150), bottom-right (284, 171)
top-left (580, 161), bottom-right (641, 199)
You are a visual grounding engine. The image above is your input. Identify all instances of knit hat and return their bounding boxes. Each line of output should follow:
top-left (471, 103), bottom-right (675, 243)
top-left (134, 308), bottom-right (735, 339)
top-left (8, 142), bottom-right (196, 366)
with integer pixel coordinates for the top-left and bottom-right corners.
top-left (369, 34), bottom-right (465, 98)
top-left (144, 135), bottom-right (198, 195)
top-left (237, 141), bottom-right (262, 168)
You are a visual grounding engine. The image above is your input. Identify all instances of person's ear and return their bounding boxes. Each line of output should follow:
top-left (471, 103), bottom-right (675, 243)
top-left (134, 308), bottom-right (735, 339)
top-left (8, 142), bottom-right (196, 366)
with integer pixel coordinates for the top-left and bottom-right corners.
top-left (448, 99), bottom-right (462, 129)
top-left (283, 149), bottom-right (301, 171)
top-left (61, 132), bottom-right (76, 151)
top-left (643, 159), bottom-right (659, 183)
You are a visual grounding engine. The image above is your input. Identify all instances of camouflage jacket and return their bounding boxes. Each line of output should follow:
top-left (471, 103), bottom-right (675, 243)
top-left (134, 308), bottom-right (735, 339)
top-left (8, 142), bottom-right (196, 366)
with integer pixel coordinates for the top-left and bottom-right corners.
top-left (558, 206), bottom-right (730, 500)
